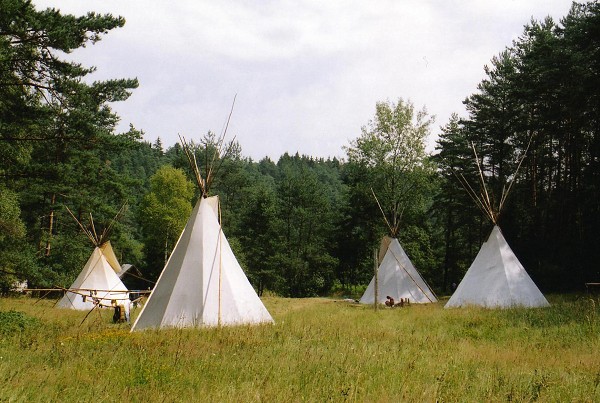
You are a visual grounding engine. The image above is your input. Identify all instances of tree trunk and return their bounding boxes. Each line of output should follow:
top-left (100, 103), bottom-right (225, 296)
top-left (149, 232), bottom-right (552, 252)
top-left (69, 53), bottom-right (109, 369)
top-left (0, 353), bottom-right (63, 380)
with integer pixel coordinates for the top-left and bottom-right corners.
top-left (44, 193), bottom-right (56, 256)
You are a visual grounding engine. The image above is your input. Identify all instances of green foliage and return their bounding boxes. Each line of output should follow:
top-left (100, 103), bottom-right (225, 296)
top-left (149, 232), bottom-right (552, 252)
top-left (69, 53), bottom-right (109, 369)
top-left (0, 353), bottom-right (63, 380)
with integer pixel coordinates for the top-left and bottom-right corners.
top-left (0, 310), bottom-right (40, 336)
top-left (431, 114), bottom-right (487, 291)
top-left (0, 186), bottom-right (24, 241)
top-left (0, 0), bottom-right (126, 87)
top-left (235, 176), bottom-right (281, 295)
top-left (346, 99), bottom-right (434, 233)
top-left (0, 186), bottom-right (38, 291)
top-left (347, 99), bottom-right (431, 167)
top-left (140, 165), bottom-right (194, 279)
top-left (0, 0), bottom-right (139, 287)
top-left (269, 154), bottom-right (343, 297)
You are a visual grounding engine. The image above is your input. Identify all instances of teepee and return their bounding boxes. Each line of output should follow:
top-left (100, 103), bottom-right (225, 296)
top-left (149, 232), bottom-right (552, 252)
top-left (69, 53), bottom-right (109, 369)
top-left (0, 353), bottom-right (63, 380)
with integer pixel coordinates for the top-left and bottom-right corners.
top-left (131, 131), bottom-right (273, 330)
top-left (56, 208), bottom-right (130, 312)
top-left (359, 189), bottom-right (437, 305)
top-left (445, 143), bottom-right (549, 308)
top-left (360, 236), bottom-right (437, 304)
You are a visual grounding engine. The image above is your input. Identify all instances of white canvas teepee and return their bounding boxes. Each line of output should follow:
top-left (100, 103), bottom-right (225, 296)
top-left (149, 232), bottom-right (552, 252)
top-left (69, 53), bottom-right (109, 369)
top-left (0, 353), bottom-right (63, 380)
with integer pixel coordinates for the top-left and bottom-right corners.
top-left (131, 195), bottom-right (273, 331)
top-left (445, 141), bottom-right (548, 309)
top-left (57, 205), bottom-right (131, 315)
top-left (360, 237), bottom-right (437, 304)
top-left (56, 245), bottom-right (130, 311)
top-left (445, 226), bottom-right (549, 308)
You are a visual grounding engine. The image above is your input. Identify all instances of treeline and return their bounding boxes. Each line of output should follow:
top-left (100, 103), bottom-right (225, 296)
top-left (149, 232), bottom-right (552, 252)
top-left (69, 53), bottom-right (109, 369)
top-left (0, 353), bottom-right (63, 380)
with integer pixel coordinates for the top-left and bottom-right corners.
top-left (435, 1), bottom-right (600, 291)
top-left (1, 1), bottom-right (598, 296)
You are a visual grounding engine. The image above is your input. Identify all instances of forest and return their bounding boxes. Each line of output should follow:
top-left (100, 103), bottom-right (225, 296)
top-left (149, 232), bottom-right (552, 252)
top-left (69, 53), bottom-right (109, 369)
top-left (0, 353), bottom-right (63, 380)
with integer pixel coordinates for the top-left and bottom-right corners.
top-left (1, 0), bottom-right (599, 297)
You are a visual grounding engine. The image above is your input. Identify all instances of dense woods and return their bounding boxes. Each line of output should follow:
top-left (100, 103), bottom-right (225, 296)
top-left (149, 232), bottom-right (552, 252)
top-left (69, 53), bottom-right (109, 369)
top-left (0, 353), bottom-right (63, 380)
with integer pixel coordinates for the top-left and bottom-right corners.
top-left (1, 1), bottom-right (599, 296)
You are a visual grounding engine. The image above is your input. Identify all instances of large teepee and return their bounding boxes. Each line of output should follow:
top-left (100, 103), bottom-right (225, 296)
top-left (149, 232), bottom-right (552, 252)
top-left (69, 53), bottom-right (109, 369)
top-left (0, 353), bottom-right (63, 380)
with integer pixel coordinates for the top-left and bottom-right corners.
top-left (359, 236), bottom-right (437, 304)
top-left (57, 209), bottom-right (130, 311)
top-left (131, 132), bottom-right (273, 330)
top-left (445, 226), bottom-right (549, 308)
top-left (445, 143), bottom-right (549, 308)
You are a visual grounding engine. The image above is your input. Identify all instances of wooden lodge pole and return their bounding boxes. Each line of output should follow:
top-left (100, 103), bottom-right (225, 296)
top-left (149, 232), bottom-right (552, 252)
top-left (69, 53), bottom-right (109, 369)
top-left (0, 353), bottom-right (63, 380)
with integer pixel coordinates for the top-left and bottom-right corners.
top-left (374, 248), bottom-right (378, 311)
top-left (218, 198), bottom-right (223, 327)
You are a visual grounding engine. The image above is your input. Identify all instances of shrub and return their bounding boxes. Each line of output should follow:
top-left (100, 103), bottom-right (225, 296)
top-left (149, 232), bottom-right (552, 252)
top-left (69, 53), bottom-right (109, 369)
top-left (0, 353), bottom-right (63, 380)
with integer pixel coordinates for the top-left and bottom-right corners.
top-left (0, 310), bottom-right (40, 335)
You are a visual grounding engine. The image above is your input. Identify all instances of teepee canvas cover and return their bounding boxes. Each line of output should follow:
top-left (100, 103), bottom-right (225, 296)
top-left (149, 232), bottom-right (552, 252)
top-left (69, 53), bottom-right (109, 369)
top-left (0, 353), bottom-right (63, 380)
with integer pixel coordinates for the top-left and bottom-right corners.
top-left (99, 241), bottom-right (122, 275)
top-left (445, 226), bottom-right (549, 308)
top-left (56, 245), bottom-right (130, 310)
top-left (132, 196), bottom-right (273, 331)
top-left (360, 237), bottom-right (437, 304)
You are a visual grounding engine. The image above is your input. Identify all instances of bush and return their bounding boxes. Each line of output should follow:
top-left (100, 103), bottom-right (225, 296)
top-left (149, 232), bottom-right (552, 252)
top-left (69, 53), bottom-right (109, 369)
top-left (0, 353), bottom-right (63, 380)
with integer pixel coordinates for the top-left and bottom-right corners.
top-left (0, 310), bottom-right (40, 335)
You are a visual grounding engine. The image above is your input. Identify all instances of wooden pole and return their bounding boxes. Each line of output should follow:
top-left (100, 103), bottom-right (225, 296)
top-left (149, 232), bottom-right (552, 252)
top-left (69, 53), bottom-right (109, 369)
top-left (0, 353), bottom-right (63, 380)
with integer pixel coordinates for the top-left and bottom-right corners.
top-left (374, 248), bottom-right (378, 311)
top-left (218, 197), bottom-right (223, 327)
top-left (164, 237), bottom-right (168, 267)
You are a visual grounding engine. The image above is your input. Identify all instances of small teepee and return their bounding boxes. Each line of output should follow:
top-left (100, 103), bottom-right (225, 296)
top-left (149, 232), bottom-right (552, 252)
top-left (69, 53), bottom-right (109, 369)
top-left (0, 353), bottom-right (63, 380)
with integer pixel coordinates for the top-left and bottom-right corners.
top-left (445, 143), bottom-right (549, 308)
top-left (56, 208), bottom-right (130, 312)
top-left (359, 190), bottom-right (437, 305)
top-left (359, 236), bottom-right (437, 304)
top-left (131, 130), bottom-right (273, 330)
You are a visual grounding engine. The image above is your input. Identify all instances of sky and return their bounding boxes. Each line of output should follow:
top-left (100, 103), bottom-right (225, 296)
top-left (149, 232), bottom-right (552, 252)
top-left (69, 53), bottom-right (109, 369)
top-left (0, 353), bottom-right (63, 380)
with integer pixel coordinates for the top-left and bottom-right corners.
top-left (33, 0), bottom-right (575, 160)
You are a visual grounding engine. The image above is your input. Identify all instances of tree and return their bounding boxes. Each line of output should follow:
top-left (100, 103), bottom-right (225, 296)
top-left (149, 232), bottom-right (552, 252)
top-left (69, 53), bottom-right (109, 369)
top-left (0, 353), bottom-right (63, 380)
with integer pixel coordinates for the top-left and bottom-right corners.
top-left (0, 186), bottom-right (26, 291)
top-left (432, 114), bottom-right (485, 291)
top-left (0, 1), bottom-right (139, 286)
top-left (346, 99), bottom-right (435, 233)
top-left (343, 98), bottom-right (438, 288)
top-left (139, 165), bottom-right (194, 279)
top-left (268, 154), bottom-right (341, 297)
top-left (236, 176), bottom-right (280, 296)
top-left (434, 2), bottom-right (600, 291)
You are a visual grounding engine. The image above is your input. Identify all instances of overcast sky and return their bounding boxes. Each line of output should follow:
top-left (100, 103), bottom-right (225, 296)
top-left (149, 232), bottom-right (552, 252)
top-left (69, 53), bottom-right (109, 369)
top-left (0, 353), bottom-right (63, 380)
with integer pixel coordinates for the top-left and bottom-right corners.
top-left (33, 0), bottom-right (574, 160)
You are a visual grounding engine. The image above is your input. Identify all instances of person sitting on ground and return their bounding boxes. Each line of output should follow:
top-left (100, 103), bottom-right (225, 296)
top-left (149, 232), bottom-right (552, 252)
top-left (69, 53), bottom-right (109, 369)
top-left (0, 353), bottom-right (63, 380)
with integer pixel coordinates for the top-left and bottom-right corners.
top-left (392, 298), bottom-right (410, 307)
top-left (385, 295), bottom-right (395, 307)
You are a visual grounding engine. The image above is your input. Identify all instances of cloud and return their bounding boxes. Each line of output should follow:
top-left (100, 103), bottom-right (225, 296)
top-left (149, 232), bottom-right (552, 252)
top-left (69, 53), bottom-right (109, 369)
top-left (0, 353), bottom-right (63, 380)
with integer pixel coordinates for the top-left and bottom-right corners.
top-left (33, 0), bottom-right (574, 159)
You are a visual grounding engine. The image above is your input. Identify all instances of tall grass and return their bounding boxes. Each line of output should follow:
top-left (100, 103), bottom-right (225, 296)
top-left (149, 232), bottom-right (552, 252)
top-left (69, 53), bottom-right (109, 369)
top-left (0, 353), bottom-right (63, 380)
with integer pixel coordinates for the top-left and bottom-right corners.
top-left (1, 294), bottom-right (598, 402)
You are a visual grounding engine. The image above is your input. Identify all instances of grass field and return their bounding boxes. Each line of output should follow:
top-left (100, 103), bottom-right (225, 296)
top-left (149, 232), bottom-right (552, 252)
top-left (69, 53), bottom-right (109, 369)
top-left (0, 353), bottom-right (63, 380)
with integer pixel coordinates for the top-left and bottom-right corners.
top-left (1, 294), bottom-right (599, 402)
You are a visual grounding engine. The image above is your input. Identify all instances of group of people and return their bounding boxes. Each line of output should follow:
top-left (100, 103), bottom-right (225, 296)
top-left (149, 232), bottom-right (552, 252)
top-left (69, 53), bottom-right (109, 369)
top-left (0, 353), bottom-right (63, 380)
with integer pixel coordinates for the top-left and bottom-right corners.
top-left (384, 295), bottom-right (410, 308)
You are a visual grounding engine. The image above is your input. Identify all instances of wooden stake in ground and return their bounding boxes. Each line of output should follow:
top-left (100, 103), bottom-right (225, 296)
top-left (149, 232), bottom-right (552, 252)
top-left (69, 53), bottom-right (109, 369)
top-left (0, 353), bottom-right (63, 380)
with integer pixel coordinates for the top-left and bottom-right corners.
top-left (374, 248), bottom-right (378, 311)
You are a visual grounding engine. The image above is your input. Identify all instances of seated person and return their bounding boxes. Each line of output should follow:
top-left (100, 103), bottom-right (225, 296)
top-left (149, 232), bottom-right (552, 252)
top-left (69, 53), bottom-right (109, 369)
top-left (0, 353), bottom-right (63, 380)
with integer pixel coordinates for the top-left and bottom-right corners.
top-left (385, 295), bottom-right (395, 307)
top-left (394, 298), bottom-right (410, 307)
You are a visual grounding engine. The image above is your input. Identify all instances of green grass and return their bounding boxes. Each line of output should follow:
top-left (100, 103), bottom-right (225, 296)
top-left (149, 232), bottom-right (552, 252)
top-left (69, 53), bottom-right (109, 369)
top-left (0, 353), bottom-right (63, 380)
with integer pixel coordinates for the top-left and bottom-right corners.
top-left (1, 294), bottom-right (599, 402)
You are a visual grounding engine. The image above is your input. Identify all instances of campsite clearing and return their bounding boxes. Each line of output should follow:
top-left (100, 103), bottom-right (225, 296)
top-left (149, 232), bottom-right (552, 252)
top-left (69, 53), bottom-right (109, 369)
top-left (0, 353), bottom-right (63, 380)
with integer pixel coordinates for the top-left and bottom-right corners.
top-left (1, 295), bottom-right (598, 402)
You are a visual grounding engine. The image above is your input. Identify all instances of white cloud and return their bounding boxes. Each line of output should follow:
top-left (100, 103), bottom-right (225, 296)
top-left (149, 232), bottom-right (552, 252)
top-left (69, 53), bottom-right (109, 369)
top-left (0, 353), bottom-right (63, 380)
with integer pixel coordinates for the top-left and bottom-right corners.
top-left (32, 0), bottom-right (574, 159)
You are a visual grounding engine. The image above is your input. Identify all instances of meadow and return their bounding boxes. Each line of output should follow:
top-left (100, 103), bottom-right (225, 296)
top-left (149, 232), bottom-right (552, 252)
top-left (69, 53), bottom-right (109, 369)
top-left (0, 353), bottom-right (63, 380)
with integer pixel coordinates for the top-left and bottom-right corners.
top-left (0, 294), bottom-right (599, 402)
